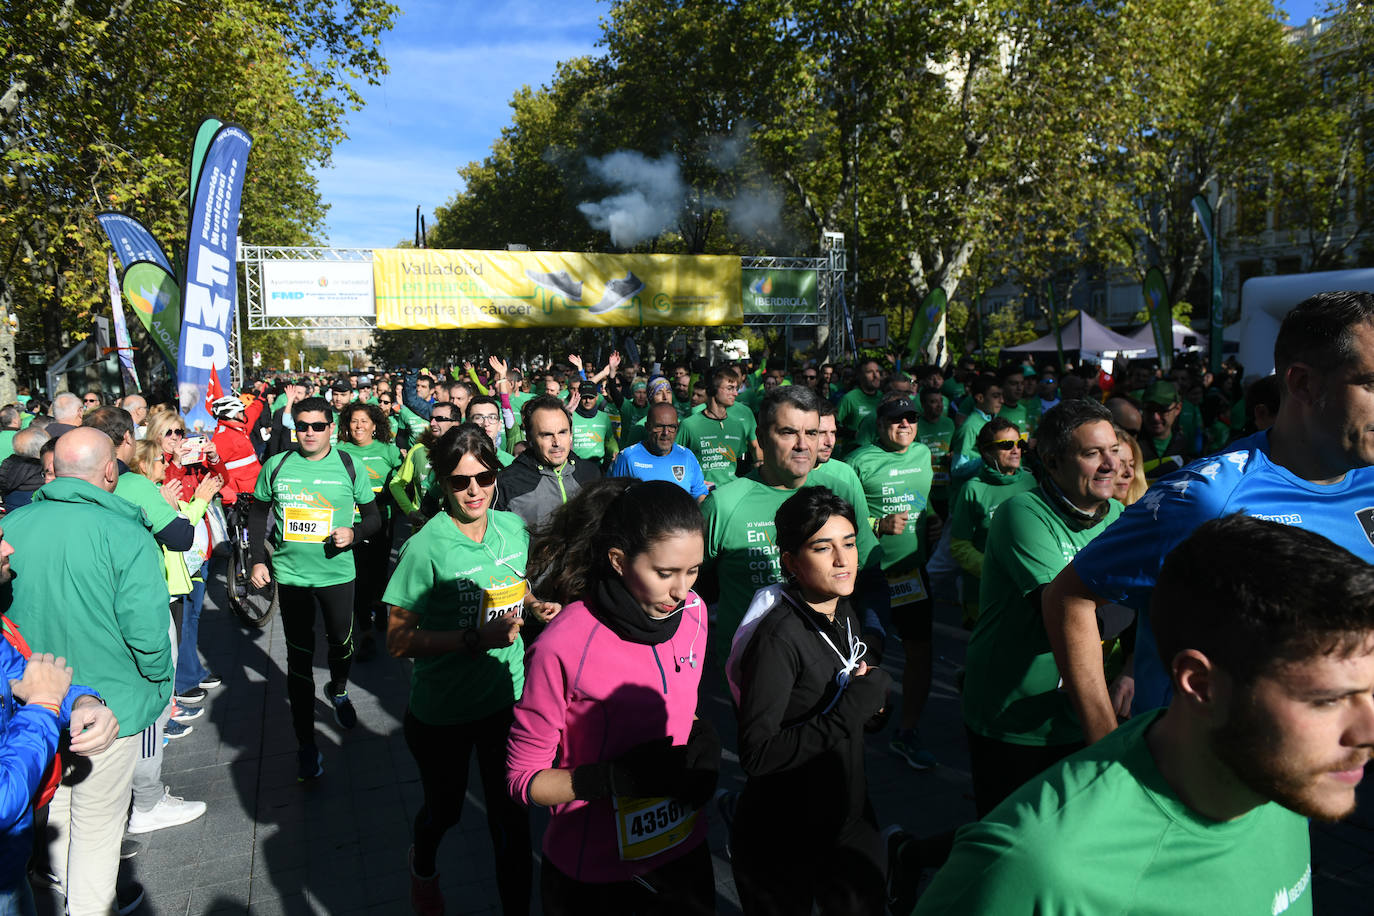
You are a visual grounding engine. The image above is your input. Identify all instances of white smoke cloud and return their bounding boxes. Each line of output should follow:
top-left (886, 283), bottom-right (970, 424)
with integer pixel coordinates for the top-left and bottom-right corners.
top-left (577, 152), bottom-right (685, 248)
top-left (577, 143), bottom-right (786, 247)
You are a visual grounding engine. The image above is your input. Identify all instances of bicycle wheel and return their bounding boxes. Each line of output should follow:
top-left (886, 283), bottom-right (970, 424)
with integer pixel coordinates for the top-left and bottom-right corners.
top-left (227, 543), bottom-right (277, 628)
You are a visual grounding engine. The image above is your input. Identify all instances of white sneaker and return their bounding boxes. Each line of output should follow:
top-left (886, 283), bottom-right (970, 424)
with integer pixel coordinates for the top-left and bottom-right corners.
top-left (126, 788), bottom-right (207, 835)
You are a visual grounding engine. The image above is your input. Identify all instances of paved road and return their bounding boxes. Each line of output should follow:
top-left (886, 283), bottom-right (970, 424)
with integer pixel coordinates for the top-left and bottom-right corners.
top-left (112, 567), bottom-right (1374, 914)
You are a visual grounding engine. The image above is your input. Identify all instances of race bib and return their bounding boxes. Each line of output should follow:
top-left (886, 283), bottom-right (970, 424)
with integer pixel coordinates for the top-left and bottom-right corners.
top-left (289, 428), bottom-right (298, 443)
top-left (889, 570), bottom-right (929, 607)
top-left (613, 796), bottom-right (698, 862)
top-left (283, 506), bottom-right (332, 543)
top-left (481, 581), bottom-right (526, 623)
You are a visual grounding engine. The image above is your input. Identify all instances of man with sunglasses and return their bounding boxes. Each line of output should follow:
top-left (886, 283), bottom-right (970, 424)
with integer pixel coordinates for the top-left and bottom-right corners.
top-left (949, 417), bottom-right (1036, 629)
top-left (249, 396), bottom-right (381, 782)
top-left (845, 394), bottom-right (940, 769)
top-left (1136, 380), bottom-right (1194, 480)
top-left (609, 402), bottom-right (708, 500)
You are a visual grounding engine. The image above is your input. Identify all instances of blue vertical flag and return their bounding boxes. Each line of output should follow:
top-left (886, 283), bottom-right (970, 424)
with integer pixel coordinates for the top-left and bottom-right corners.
top-left (178, 123), bottom-right (252, 433)
top-left (1190, 194), bottom-right (1224, 375)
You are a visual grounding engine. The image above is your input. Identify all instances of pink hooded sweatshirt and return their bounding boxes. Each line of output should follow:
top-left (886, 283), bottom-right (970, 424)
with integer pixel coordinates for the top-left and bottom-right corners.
top-left (505, 594), bottom-right (708, 883)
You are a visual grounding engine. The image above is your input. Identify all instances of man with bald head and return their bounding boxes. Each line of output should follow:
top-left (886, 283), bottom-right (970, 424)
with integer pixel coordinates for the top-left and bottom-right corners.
top-left (1104, 396), bottom-right (1142, 439)
top-left (119, 394), bottom-right (148, 438)
top-left (2, 426), bottom-right (172, 915)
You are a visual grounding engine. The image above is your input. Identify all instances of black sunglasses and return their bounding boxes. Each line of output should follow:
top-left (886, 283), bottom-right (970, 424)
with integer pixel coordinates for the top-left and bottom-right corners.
top-left (990, 440), bottom-right (1023, 451)
top-left (431, 414), bottom-right (456, 423)
top-left (298, 421), bottom-right (330, 432)
top-left (449, 469), bottom-right (497, 490)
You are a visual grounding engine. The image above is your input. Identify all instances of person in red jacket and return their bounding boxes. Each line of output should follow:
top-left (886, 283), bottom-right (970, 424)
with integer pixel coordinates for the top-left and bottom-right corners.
top-left (147, 407), bottom-right (231, 504)
top-left (210, 396), bottom-right (262, 502)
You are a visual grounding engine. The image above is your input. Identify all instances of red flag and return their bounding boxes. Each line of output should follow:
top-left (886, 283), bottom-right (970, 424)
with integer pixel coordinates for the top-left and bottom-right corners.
top-left (204, 369), bottom-right (224, 414)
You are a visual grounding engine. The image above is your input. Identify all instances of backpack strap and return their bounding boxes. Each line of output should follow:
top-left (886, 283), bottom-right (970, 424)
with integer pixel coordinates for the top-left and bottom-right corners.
top-left (268, 447), bottom-right (357, 493)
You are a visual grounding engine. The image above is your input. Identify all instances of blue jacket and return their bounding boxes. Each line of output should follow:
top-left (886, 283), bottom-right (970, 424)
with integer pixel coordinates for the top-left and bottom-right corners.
top-left (0, 638), bottom-right (98, 890)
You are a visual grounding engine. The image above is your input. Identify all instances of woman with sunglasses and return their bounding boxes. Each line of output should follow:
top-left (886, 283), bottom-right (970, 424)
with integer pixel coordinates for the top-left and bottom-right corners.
top-left (507, 479), bottom-right (718, 915)
top-left (146, 407), bottom-right (230, 705)
top-left (725, 486), bottom-right (891, 916)
top-left (337, 402), bottom-right (403, 661)
top-left (384, 424), bottom-right (559, 916)
top-left (389, 404), bottom-right (456, 530)
top-left (949, 418), bottom-right (1036, 629)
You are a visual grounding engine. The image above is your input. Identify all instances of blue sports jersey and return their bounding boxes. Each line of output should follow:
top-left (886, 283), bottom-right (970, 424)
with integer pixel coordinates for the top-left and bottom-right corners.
top-left (608, 443), bottom-right (709, 498)
top-left (1073, 430), bottom-right (1374, 714)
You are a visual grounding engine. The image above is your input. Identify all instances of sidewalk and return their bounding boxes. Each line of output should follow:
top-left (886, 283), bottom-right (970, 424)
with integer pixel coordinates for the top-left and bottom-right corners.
top-left (123, 577), bottom-right (1372, 914)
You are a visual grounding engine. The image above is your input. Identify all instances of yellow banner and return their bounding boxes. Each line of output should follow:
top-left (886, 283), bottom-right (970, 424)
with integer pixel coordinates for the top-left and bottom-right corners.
top-left (372, 249), bottom-right (742, 329)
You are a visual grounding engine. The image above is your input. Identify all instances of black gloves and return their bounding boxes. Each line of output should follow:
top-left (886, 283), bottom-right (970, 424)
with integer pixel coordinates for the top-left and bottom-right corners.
top-left (572, 736), bottom-right (686, 801)
top-left (570, 719), bottom-right (723, 806)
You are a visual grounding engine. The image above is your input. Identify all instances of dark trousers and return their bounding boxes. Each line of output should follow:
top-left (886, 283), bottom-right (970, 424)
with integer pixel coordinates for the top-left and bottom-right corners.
top-left (278, 581), bottom-right (354, 747)
top-left (541, 841), bottom-right (714, 916)
top-left (404, 706), bottom-right (531, 916)
top-left (965, 727), bottom-right (1082, 818)
top-left (732, 806), bottom-right (885, 916)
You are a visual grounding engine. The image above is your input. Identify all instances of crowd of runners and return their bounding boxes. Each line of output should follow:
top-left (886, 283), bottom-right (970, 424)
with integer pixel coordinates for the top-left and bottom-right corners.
top-left (0, 290), bottom-right (1371, 915)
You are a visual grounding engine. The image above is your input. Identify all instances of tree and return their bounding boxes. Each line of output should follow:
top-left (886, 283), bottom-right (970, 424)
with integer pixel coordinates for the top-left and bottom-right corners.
top-left (0, 0), bottom-right (397, 400)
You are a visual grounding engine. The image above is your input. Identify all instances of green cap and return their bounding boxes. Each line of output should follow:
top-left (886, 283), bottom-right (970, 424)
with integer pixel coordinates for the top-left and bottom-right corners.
top-left (1142, 380), bottom-right (1179, 407)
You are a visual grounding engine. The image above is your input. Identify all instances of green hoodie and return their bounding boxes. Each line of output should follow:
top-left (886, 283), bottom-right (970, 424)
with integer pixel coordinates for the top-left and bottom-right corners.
top-left (2, 477), bottom-right (173, 736)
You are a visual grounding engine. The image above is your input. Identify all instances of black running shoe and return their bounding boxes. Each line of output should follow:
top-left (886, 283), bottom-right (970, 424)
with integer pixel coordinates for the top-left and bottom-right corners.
top-left (324, 683), bottom-right (358, 729)
top-left (297, 746), bottom-right (324, 782)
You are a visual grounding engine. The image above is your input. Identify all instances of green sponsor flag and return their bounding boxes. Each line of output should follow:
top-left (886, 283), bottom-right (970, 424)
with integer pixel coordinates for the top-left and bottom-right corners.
top-left (121, 260), bottom-right (181, 370)
top-left (906, 287), bottom-right (947, 364)
top-left (1191, 194), bottom-right (1223, 375)
top-left (741, 268), bottom-right (818, 314)
top-left (188, 118), bottom-right (223, 219)
top-left (1143, 267), bottom-right (1173, 372)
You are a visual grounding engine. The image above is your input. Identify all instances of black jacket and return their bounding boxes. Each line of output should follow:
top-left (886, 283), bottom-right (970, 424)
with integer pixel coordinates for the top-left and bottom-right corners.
top-left (735, 589), bottom-right (889, 842)
top-left (0, 455), bottom-right (44, 510)
top-left (495, 450), bottom-right (600, 529)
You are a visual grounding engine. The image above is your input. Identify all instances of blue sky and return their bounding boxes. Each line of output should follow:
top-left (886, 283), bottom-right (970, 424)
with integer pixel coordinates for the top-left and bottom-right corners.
top-left (316, 0), bottom-right (1329, 250)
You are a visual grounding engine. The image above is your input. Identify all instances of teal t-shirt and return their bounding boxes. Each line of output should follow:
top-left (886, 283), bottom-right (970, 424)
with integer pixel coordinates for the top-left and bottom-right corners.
top-left (676, 411), bottom-right (749, 488)
top-left (962, 488), bottom-right (1122, 746)
top-left (835, 388), bottom-right (880, 455)
top-left (844, 442), bottom-right (935, 573)
top-left (253, 448), bottom-right (376, 587)
top-left (381, 509), bottom-right (528, 726)
top-left (916, 711), bottom-right (1312, 916)
top-left (948, 465), bottom-right (1038, 610)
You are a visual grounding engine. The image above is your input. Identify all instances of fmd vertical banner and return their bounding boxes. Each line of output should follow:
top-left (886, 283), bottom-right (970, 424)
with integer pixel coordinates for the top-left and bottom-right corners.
top-left (178, 122), bottom-right (252, 432)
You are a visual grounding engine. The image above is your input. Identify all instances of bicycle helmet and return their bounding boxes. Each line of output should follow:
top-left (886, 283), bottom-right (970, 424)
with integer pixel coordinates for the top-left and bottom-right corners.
top-left (212, 395), bottom-right (246, 420)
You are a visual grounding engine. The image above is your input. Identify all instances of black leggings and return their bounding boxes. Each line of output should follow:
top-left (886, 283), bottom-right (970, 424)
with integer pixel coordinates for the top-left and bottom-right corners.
top-left (278, 581), bottom-right (355, 747)
top-left (352, 520), bottom-right (392, 630)
top-left (732, 803), bottom-right (885, 916)
top-left (541, 841), bottom-right (714, 916)
top-left (404, 706), bottom-right (531, 916)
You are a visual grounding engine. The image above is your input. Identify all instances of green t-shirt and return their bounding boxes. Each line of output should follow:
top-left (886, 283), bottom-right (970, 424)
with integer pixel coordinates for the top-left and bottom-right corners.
top-left (496, 447), bottom-right (515, 468)
top-left (835, 388), bottom-right (880, 448)
top-left (337, 440), bottom-right (402, 521)
top-left (381, 509), bottom-right (528, 726)
top-left (571, 409), bottom-right (615, 460)
top-left (962, 487), bottom-right (1122, 745)
top-left (916, 414), bottom-right (956, 498)
top-left (997, 400), bottom-right (1030, 435)
top-left (916, 711), bottom-right (1312, 916)
top-left (844, 442), bottom-right (934, 573)
top-left (676, 411), bottom-right (748, 488)
top-left (0, 430), bottom-right (17, 463)
top-left (702, 472), bottom-right (799, 664)
top-left (672, 393), bottom-right (693, 419)
top-left (253, 448), bottom-right (376, 587)
top-left (948, 465), bottom-right (1038, 610)
top-left (690, 401), bottom-right (757, 444)
top-left (618, 399), bottom-right (650, 446)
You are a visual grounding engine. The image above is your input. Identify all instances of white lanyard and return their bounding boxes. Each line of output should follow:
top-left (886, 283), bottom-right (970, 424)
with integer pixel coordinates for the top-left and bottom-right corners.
top-left (781, 591), bottom-right (867, 710)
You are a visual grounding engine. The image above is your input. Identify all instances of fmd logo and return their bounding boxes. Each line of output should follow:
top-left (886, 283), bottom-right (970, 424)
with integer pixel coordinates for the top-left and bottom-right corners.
top-left (271, 292), bottom-right (305, 299)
